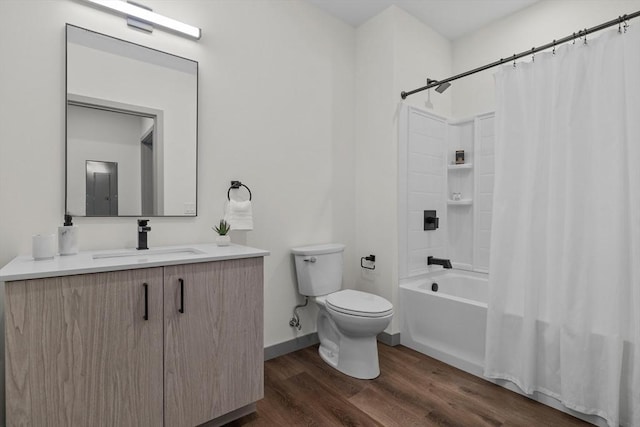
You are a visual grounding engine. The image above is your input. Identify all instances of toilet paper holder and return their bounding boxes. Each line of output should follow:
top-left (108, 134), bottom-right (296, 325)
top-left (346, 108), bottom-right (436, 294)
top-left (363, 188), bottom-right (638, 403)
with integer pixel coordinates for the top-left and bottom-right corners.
top-left (361, 254), bottom-right (376, 270)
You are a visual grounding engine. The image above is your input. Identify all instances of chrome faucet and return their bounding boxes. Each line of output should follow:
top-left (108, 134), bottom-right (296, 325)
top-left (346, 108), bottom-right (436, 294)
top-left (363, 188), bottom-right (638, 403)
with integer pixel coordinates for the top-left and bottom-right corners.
top-left (428, 256), bottom-right (452, 269)
top-left (137, 219), bottom-right (151, 250)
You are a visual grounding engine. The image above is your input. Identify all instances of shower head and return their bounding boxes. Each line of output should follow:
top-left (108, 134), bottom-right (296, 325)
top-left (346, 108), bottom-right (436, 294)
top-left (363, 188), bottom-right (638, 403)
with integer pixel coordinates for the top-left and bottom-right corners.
top-left (435, 81), bottom-right (451, 93)
top-left (427, 78), bottom-right (451, 94)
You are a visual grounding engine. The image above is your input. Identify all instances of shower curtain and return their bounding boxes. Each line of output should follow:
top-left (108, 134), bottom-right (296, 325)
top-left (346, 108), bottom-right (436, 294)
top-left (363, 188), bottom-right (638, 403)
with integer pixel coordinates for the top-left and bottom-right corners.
top-left (485, 27), bottom-right (640, 427)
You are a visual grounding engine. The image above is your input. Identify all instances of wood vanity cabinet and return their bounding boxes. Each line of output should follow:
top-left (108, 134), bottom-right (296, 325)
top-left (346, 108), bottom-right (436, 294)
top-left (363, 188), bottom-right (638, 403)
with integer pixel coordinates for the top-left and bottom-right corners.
top-left (5, 267), bottom-right (165, 426)
top-left (5, 257), bottom-right (264, 427)
top-left (163, 258), bottom-right (264, 426)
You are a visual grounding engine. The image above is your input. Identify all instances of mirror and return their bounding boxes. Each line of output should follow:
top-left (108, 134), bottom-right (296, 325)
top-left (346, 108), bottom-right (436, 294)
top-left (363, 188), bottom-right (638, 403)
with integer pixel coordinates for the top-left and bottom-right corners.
top-left (66, 24), bottom-right (198, 217)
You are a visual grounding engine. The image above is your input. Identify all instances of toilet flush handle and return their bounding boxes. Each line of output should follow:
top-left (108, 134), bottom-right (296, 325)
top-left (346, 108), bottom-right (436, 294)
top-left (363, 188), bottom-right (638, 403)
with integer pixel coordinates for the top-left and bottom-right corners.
top-left (304, 256), bottom-right (317, 263)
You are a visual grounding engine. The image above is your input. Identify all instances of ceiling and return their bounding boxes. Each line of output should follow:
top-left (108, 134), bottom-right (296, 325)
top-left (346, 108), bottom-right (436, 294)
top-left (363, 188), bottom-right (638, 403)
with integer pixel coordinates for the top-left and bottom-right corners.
top-left (305, 0), bottom-right (540, 40)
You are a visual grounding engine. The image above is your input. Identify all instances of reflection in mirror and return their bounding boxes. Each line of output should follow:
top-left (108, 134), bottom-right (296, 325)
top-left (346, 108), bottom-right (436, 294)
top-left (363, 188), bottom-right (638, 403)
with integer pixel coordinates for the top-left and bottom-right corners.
top-left (86, 160), bottom-right (118, 216)
top-left (67, 97), bottom-right (164, 216)
top-left (66, 24), bottom-right (198, 217)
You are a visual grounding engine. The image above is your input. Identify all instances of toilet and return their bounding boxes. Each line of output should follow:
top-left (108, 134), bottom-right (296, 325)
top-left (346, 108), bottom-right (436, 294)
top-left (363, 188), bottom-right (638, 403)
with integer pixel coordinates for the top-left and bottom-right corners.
top-left (291, 243), bottom-right (393, 379)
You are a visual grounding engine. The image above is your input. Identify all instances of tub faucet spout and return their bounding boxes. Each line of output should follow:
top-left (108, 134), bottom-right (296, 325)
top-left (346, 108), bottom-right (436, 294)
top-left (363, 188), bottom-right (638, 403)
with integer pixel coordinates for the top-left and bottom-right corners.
top-left (428, 256), bottom-right (452, 269)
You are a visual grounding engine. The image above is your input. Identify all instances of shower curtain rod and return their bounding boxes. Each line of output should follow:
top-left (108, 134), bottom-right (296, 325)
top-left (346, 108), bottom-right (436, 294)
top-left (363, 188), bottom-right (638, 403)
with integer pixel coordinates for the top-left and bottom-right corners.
top-left (400, 11), bottom-right (640, 99)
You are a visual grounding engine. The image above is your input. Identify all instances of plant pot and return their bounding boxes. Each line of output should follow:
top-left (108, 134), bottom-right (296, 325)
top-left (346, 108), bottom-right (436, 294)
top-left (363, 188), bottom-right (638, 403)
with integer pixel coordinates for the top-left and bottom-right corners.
top-left (216, 235), bottom-right (231, 246)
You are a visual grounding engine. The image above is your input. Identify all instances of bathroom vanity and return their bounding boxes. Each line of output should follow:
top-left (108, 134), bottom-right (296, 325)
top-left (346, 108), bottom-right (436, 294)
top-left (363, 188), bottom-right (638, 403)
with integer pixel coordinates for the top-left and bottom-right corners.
top-left (0, 244), bottom-right (268, 427)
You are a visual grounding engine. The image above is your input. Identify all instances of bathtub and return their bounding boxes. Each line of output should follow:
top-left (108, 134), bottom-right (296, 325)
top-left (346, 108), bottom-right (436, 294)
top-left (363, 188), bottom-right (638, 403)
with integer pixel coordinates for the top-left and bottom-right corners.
top-left (399, 269), bottom-right (488, 377)
top-left (399, 269), bottom-right (614, 426)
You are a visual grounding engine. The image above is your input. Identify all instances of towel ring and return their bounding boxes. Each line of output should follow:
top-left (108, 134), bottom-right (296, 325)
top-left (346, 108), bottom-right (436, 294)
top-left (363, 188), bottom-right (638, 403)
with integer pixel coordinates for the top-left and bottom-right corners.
top-left (227, 180), bottom-right (252, 201)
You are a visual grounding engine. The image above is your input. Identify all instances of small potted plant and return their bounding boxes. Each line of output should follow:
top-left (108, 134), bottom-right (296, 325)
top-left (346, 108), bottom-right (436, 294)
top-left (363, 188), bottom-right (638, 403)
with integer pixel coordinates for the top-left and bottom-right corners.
top-left (213, 219), bottom-right (231, 246)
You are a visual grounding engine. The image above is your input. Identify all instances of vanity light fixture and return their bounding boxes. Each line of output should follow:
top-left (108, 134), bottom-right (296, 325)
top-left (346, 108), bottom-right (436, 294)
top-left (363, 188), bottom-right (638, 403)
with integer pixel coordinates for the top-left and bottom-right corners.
top-left (81, 0), bottom-right (201, 40)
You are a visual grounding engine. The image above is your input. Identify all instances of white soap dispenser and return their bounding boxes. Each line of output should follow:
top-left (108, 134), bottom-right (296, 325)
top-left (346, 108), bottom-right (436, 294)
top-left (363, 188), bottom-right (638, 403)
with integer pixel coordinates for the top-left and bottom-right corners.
top-left (58, 214), bottom-right (78, 255)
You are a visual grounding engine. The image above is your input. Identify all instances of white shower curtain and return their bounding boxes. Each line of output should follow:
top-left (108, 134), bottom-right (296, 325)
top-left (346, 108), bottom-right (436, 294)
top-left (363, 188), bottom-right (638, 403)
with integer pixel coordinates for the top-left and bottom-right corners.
top-left (485, 28), bottom-right (640, 427)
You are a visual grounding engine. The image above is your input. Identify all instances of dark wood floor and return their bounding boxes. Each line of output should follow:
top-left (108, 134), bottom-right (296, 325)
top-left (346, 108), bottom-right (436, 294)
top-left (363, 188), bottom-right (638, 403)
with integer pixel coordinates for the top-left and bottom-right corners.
top-left (227, 344), bottom-right (589, 426)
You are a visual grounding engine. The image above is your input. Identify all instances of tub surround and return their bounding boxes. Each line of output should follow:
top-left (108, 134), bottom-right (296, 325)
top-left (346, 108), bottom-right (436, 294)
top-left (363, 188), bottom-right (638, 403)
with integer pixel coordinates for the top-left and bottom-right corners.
top-left (2, 243), bottom-right (268, 426)
top-left (0, 243), bottom-right (269, 282)
top-left (398, 106), bottom-right (495, 279)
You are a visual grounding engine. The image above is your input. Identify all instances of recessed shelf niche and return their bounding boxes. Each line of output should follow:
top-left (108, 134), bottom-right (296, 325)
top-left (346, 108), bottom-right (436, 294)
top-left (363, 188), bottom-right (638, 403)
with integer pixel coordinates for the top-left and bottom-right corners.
top-left (446, 113), bottom-right (495, 273)
top-left (447, 118), bottom-right (475, 268)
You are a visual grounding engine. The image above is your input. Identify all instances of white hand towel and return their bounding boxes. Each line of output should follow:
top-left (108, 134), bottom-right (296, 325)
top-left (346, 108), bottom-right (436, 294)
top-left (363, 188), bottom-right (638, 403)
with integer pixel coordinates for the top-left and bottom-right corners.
top-left (224, 200), bottom-right (253, 230)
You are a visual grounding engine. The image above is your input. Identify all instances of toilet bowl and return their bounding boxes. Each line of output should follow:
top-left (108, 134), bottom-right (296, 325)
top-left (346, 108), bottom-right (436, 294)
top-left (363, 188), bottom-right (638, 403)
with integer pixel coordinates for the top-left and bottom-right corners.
top-left (316, 290), bottom-right (393, 379)
top-left (291, 244), bottom-right (394, 379)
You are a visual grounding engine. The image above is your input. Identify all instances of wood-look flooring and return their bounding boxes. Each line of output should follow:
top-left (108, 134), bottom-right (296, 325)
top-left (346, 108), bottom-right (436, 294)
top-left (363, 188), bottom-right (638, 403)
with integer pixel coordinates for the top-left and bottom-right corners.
top-left (227, 344), bottom-right (590, 427)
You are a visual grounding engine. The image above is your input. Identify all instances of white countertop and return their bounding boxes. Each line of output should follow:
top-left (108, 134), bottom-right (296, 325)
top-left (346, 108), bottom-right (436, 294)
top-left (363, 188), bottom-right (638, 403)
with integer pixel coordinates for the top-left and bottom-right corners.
top-left (0, 243), bottom-right (270, 282)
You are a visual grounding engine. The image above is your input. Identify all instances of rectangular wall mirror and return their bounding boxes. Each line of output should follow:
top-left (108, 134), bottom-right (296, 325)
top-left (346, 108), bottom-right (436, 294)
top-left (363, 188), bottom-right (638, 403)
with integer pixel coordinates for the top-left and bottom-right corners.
top-left (66, 24), bottom-right (198, 217)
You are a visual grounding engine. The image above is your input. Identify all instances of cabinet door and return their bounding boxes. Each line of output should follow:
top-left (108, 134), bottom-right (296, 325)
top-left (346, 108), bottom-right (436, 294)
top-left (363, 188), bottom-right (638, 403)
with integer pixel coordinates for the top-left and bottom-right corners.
top-left (164, 258), bottom-right (264, 427)
top-left (5, 268), bottom-right (164, 427)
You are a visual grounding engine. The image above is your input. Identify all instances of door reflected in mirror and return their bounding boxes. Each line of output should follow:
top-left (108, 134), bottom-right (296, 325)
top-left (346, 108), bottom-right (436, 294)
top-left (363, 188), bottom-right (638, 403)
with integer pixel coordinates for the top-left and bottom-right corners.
top-left (66, 24), bottom-right (198, 217)
top-left (86, 160), bottom-right (118, 216)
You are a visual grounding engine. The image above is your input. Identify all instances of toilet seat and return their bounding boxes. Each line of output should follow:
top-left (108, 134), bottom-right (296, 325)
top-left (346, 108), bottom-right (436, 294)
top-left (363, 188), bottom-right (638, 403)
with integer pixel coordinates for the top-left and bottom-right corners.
top-left (326, 290), bottom-right (393, 318)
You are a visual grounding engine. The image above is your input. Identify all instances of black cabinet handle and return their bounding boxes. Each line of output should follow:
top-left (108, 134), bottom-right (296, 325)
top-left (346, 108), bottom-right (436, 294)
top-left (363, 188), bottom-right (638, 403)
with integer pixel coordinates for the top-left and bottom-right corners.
top-left (143, 283), bottom-right (149, 320)
top-left (179, 278), bottom-right (185, 314)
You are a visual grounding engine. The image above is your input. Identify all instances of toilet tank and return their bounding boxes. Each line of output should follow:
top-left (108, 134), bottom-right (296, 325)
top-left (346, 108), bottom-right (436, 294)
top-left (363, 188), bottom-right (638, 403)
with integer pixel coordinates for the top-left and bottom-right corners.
top-left (291, 243), bottom-right (345, 296)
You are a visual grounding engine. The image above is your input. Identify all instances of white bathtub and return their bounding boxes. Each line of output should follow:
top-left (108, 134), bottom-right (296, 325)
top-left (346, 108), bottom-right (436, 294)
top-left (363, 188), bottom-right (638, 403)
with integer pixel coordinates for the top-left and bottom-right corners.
top-left (399, 269), bottom-right (488, 376)
top-left (399, 269), bottom-right (611, 426)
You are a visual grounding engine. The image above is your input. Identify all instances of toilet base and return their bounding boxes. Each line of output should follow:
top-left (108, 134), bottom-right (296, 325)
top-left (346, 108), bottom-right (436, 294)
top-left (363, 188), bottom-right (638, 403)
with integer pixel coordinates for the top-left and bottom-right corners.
top-left (318, 345), bottom-right (339, 368)
top-left (318, 334), bottom-right (381, 380)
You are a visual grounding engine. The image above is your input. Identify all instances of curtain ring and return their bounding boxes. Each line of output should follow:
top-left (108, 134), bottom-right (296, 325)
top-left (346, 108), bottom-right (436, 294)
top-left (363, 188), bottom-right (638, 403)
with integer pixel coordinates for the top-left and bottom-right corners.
top-left (624, 18), bottom-right (629, 33)
top-left (531, 47), bottom-right (535, 62)
top-left (573, 32), bottom-right (576, 44)
top-left (619, 16), bottom-right (623, 34)
top-left (584, 28), bottom-right (588, 44)
top-left (552, 39), bottom-right (556, 55)
top-left (513, 54), bottom-right (516, 68)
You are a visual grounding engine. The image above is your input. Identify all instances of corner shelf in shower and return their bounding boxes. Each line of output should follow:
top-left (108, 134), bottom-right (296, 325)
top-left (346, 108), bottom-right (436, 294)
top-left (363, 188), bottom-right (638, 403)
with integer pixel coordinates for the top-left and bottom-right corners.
top-left (447, 199), bottom-right (473, 206)
top-left (448, 163), bottom-right (473, 170)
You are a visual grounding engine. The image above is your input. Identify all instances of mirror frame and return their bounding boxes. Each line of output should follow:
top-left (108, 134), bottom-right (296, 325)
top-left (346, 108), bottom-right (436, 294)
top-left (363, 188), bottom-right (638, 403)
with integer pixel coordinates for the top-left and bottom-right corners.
top-left (65, 24), bottom-right (199, 217)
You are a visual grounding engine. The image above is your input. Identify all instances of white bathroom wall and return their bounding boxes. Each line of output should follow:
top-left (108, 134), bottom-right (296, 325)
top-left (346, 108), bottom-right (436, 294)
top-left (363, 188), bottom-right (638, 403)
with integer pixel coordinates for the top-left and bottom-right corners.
top-left (452, 0), bottom-right (640, 117)
top-left (393, 8), bottom-right (452, 115)
top-left (0, 2), bottom-right (355, 423)
top-left (354, 7), bottom-right (397, 331)
top-left (355, 6), bottom-right (452, 334)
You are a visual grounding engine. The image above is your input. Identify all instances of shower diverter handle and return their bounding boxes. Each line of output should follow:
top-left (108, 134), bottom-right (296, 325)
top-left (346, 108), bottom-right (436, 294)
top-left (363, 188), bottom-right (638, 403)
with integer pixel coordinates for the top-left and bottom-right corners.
top-left (304, 256), bottom-right (317, 263)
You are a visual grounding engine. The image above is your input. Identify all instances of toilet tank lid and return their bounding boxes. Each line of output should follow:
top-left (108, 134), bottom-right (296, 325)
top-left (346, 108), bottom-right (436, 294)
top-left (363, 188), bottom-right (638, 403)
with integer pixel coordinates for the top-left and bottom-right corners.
top-left (291, 243), bottom-right (345, 256)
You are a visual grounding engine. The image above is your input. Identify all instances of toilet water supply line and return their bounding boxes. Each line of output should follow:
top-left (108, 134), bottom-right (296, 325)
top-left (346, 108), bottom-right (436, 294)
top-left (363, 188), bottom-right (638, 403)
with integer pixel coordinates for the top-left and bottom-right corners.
top-left (289, 297), bottom-right (309, 330)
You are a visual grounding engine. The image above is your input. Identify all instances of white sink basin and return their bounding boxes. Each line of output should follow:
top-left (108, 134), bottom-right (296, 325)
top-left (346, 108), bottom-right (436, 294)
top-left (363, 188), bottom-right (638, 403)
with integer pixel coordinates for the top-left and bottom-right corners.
top-left (92, 247), bottom-right (206, 261)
